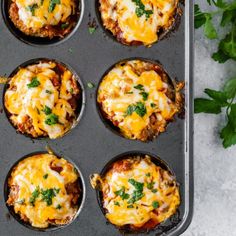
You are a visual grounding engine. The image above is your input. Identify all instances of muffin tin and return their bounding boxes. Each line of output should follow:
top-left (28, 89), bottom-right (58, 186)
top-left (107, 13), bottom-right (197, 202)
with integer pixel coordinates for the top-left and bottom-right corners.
top-left (0, 0), bottom-right (193, 235)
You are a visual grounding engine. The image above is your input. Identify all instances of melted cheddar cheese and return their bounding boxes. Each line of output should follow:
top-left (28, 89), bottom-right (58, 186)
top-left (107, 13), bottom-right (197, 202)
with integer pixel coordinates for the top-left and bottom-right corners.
top-left (7, 154), bottom-right (80, 228)
top-left (97, 60), bottom-right (181, 141)
top-left (91, 156), bottom-right (180, 228)
top-left (14, 0), bottom-right (76, 30)
top-left (4, 61), bottom-right (80, 139)
top-left (100, 0), bottom-right (179, 45)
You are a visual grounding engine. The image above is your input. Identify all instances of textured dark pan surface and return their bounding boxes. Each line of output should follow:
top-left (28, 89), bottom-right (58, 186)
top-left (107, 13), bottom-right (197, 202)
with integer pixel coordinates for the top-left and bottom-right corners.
top-left (0, 0), bottom-right (193, 235)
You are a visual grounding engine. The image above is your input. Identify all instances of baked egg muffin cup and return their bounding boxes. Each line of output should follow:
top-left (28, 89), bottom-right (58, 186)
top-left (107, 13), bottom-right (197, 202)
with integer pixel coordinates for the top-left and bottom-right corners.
top-left (2, 58), bottom-right (85, 140)
top-left (4, 150), bottom-right (86, 232)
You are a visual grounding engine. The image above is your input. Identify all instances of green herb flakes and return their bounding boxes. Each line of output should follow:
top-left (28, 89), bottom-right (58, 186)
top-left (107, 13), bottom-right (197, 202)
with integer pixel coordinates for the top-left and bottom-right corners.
top-left (27, 77), bottom-right (40, 88)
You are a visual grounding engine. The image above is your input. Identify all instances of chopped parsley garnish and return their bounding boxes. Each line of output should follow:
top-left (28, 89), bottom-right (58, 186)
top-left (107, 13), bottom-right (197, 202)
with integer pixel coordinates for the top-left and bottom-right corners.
top-left (27, 77), bottom-right (40, 88)
top-left (48, 0), bottom-right (60, 12)
top-left (134, 84), bottom-right (144, 90)
top-left (61, 23), bottom-right (69, 29)
top-left (46, 90), bottom-right (52, 94)
top-left (42, 106), bottom-right (52, 115)
top-left (146, 172), bottom-right (151, 177)
top-left (150, 103), bottom-right (156, 108)
top-left (131, 0), bottom-right (153, 19)
top-left (70, 88), bottom-right (74, 94)
top-left (147, 181), bottom-right (155, 190)
top-left (56, 204), bottom-right (62, 209)
top-left (43, 173), bottom-right (48, 179)
top-left (26, 3), bottom-right (39, 16)
top-left (114, 201), bottom-right (120, 206)
top-left (127, 179), bottom-right (145, 204)
top-left (152, 189), bottom-right (158, 193)
top-left (125, 102), bottom-right (147, 117)
top-left (29, 186), bottom-right (40, 206)
top-left (128, 179), bottom-right (144, 191)
top-left (152, 201), bottom-right (159, 209)
top-left (114, 187), bottom-right (130, 200)
top-left (88, 26), bottom-right (96, 34)
top-left (127, 205), bottom-right (134, 208)
top-left (87, 82), bottom-right (95, 88)
top-left (140, 91), bottom-right (149, 101)
top-left (41, 188), bottom-right (60, 206)
top-left (45, 113), bottom-right (59, 125)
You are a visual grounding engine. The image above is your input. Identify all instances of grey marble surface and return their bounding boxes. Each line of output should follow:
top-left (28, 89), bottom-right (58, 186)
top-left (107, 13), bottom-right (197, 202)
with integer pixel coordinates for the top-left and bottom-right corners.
top-left (183, 1), bottom-right (236, 236)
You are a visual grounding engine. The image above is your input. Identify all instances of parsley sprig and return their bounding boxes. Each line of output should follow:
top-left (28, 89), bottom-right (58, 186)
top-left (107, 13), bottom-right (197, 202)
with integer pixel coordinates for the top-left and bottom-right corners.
top-left (195, 77), bottom-right (236, 148)
top-left (195, 1), bottom-right (236, 63)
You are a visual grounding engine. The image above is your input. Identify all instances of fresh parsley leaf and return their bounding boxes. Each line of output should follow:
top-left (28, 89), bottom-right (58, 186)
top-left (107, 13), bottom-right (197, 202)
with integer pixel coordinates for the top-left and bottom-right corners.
top-left (114, 201), bottom-right (120, 206)
top-left (27, 77), bottom-right (40, 88)
top-left (127, 205), bottom-right (134, 208)
top-left (146, 172), bottom-right (151, 177)
top-left (42, 106), bottom-right (52, 115)
top-left (150, 103), bottom-right (156, 108)
top-left (220, 122), bottom-right (236, 148)
top-left (125, 105), bottom-right (135, 116)
top-left (43, 173), bottom-right (48, 179)
top-left (204, 14), bottom-right (218, 39)
top-left (29, 186), bottom-right (40, 206)
top-left (132, 0), bottom-right (153, 19)
top-left (128, 179), bottom-right (144, 191)
top-left (41, 188), bottom-right (59, 206)
top-left (147, 181), bottom-right (155, 190)
top-left (46, 90), bottom-right (52, 94)
top-left (26, 4), bottom-right (38, 16)
top-left (134, 84), bottom-right (144, 90)
top-left (223, 77), bottom-right (236, 98)
top-left (48, 0), bottom-right (60, 13)
top-left (87, 82), bottom-right (95, 88)
top-left (61, 23), bottom-right (69, 29)
top-left (194, 98), bottom-right (222, 114)
top-left (152, 201), bottom-right (159, 209)
top-left (88, 27), bottom-right (96, 34)
top-left (114, 187), bottom-right (129, 200)
top-left (140, 91), bottom-right (149, 101)
top-left (134, 102), bottom-right (147, 117)
top-left (45, 113), bottom-right (59, 125)
top-left (204, 89), bottom-right (228, 106)
top-left (152, 189), bottom-right (157, 193)
top-left (56, 204), bottom-right (62, 209)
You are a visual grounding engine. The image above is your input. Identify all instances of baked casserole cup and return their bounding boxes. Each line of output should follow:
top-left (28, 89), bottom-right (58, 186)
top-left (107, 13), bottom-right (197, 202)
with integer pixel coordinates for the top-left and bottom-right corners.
top-left (4, 59), bottom-right (83, 139)
top-left (8, 0), bottom-right (80, 39)
top-left (90, 154), bottom-right (180, 232)
top-left (6, 153), bottom-right (83, 229)
top-left (97, 59), bottom-right (184, 142)
top-left (98, 0), bottom-right (181, 46)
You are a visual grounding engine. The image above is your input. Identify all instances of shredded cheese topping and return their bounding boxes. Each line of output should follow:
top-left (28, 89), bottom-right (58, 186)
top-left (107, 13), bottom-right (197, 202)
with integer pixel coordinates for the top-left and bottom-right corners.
top-left (4, 61), bottom-right (80, 139)
top-left (7, 154), bottom-right (80, 228)
top-left (15, 0), bottom-right (76, 29)
top-left (97, 60), bottom-right (179, 140)
top-left (92, 156), bottom-right (180, 228)
top-left (100, 0), bottom-right (178, 45)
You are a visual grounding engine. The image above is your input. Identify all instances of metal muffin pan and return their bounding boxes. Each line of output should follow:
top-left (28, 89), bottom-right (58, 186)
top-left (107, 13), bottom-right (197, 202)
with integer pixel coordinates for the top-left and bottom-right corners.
top-left (0, 0), bottom-right (193, 235)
